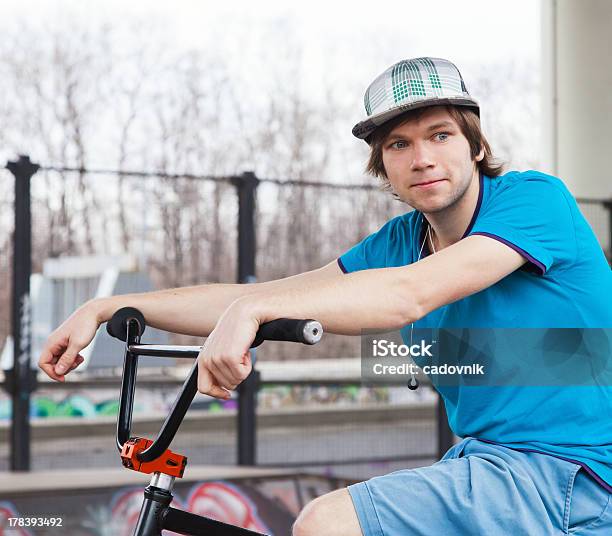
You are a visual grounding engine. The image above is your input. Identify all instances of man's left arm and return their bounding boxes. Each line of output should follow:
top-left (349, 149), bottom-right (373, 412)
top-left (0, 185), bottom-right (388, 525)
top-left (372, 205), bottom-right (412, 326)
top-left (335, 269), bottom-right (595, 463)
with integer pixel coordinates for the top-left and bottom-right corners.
top-left (197, 235), bottom-right (526, 396)
top-left (256, 235), bottom-right (526, 332)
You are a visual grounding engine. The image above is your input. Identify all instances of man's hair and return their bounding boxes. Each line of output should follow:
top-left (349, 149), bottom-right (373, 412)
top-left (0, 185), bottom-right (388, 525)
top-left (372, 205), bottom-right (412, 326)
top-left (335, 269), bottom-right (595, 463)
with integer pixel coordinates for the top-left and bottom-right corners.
top-left (365, 105), bottom-right (504, 194)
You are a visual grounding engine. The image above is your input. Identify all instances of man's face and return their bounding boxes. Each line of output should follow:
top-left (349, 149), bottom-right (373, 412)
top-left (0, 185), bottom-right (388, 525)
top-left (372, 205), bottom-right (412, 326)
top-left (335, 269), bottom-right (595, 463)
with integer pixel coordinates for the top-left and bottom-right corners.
top-left (381, 106), bottom-right (483, 213)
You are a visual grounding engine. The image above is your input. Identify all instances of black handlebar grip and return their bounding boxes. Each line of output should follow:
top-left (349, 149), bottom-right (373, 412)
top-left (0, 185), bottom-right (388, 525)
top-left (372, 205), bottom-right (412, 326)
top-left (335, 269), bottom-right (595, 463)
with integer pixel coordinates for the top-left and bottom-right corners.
top-left (106, 307), bottom-right (146, 341)
top-left (250, 318), bottom-right (323, 348)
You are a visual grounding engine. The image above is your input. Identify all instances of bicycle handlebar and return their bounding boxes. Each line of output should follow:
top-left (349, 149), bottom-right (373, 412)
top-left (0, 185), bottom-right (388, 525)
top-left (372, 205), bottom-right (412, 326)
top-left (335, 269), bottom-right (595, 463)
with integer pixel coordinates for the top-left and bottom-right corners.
top-left (108, 307), bottom-right (323, 462)
top-left (107, 306), bottom-right (323, 348)
top-left (106, 306), bottom-right (146, 341)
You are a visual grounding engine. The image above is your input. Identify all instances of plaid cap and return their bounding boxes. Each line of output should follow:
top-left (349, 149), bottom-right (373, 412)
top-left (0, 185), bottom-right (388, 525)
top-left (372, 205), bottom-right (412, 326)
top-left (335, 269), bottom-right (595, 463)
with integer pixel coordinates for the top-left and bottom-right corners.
top-left (352, 57), bottom-right (479, 141)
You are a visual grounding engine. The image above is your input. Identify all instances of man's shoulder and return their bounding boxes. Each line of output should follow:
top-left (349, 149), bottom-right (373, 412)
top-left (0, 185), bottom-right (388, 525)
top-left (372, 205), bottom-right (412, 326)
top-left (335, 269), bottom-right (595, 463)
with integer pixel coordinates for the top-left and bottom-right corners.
top-left (487, 169), bottom-right (574, 204)
top-left (491, 169), bottom-right (567, 188)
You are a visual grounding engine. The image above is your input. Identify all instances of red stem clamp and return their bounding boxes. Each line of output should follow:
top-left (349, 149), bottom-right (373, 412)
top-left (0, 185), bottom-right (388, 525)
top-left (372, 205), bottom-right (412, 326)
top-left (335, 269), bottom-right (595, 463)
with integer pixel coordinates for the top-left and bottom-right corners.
top-left (120, 437), bottom-right (187, 478)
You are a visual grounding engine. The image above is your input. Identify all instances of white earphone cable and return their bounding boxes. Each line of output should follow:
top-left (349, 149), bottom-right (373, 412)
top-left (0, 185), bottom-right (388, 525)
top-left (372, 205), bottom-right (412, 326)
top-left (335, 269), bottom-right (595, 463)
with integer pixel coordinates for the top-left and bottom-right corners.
top-left (408, 216), bottom-right (435, 390)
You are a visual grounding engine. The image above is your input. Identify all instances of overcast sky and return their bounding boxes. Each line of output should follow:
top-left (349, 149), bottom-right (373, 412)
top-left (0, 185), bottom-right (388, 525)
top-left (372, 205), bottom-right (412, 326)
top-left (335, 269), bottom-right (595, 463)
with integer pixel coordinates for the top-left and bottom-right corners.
top-left (0, 0), bottom-right (541, 109)
top-left (0, 0), bottom-right (542, 174)
top-left (2, 0), bottom-right (540, 65)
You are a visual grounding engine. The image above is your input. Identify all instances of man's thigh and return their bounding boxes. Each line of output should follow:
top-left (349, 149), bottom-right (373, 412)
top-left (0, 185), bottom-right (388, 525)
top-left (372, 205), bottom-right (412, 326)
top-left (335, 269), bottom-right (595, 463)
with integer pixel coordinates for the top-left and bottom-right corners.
top-left (292, 487), bottom-right (363, 536)
top-left (345, 442), bottom-right (580, 536)
top-left (292, 439), bottom-right (611, 536)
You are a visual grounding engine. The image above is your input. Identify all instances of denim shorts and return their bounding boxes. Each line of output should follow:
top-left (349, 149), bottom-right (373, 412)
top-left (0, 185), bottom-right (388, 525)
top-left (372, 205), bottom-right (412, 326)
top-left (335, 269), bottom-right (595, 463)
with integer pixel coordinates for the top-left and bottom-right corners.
top-left (347, 437), bottom-right (612, 535)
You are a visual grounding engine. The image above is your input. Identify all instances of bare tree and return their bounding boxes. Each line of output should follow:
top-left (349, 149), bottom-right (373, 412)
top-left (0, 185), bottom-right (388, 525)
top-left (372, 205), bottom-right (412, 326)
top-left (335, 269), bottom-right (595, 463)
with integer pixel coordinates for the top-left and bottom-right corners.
top-left (0, 16), bottom-right (543, 360)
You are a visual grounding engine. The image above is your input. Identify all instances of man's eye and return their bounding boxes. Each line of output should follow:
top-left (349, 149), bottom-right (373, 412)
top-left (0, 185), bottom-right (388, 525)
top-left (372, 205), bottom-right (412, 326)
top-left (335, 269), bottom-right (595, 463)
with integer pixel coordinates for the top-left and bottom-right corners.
top-left (390, 140), bottom-right (408, 149)
top-left (434, 132), bottom-right (450, 142)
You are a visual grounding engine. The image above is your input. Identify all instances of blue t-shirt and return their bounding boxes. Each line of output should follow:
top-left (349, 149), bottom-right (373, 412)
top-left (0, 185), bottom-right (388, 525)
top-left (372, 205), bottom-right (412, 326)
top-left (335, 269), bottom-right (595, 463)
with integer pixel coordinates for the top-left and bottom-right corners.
top-left (338, 170), bottom-right (612, 491)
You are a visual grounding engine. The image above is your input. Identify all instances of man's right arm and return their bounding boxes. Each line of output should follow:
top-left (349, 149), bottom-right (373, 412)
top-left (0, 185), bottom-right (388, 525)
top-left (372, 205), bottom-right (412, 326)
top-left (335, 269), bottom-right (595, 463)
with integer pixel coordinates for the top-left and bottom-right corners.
top-left (92, 260), bottom-right (344, 336)
top-left (39, 260), bottom-right (344, 381)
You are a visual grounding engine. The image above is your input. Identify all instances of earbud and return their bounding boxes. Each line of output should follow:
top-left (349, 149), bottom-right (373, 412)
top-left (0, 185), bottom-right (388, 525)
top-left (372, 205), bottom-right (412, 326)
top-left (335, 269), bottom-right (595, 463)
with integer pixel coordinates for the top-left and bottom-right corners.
top-left (407, 377), bottom-right (419, 390)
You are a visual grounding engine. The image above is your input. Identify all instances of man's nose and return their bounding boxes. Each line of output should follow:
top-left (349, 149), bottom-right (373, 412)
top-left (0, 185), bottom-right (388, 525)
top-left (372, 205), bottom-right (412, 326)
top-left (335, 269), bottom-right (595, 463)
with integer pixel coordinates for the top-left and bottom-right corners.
top-left (410, 142), bottom-right (435, 170)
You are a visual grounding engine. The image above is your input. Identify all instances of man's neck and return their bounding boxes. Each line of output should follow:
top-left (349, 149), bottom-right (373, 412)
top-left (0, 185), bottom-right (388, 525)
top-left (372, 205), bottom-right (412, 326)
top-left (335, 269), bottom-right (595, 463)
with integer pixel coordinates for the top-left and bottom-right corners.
top-left (424, 170), bottom-right (480, 250)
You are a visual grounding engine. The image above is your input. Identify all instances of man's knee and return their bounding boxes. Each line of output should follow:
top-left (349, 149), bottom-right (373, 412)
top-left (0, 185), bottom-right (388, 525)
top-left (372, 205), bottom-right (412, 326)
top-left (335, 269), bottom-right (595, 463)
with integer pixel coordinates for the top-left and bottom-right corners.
top-left (292, 488), bottom-right (362, 536)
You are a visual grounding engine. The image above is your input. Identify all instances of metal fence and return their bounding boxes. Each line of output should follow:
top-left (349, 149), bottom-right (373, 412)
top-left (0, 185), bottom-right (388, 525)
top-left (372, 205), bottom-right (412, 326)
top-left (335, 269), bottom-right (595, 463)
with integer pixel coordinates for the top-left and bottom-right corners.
top-left (1, 156), bottom-right (611, 478)
top-left (0, 156), bottom-right (416, 476)
top-left (0, 369), bottom-right (441, 483)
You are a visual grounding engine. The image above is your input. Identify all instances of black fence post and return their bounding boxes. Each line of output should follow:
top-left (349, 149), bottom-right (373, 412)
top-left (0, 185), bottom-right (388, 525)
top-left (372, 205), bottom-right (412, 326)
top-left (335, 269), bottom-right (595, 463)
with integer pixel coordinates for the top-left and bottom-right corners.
top-left (5, 155), bottom-right (39, 471)
top-left (232, 171), bottom-right (260, 466)
top-left (437, 393), bottom-right (455, 459)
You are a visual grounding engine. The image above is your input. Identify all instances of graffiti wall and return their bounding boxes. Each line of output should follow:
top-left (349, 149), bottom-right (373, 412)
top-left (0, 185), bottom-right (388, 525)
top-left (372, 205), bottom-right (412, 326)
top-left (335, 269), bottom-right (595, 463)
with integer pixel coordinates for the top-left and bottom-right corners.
top-left (0, 474), bottom-right (348, 536)
top-left (0, 384), bottom-right (420, 420)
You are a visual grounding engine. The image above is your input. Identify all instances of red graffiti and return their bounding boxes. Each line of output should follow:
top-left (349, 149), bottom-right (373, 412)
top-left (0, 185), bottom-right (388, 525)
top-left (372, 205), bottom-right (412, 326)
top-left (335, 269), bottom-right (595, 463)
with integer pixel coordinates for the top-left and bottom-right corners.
top-left (0, 503), bottom-right (33, 536)
top-left (187, 482), bottom-right (269, 533)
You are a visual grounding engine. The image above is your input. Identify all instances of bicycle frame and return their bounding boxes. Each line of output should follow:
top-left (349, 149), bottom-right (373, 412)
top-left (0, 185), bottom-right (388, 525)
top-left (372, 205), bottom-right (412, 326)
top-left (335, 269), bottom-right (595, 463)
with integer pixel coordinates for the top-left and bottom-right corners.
top-left (109, 307), bottom-right (322, 536)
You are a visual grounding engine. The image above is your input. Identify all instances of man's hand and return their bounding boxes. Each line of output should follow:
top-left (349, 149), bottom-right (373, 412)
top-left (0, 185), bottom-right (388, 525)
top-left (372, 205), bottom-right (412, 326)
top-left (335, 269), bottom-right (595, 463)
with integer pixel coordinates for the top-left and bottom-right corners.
top-left (197, 299), bottom-right (260, 399)
top-left (38, 301), bottom-right (101, 381)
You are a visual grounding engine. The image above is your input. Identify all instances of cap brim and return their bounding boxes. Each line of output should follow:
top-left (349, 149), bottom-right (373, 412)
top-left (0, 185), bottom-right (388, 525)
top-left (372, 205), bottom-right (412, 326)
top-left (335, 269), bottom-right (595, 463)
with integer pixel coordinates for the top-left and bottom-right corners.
top-left (352, 97), bottom-right (480, 141)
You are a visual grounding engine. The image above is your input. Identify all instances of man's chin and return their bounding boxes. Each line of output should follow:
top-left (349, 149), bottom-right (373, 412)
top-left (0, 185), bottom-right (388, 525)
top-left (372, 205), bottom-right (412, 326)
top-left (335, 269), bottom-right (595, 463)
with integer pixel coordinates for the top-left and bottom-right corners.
top-left (405, 198), bottom-right (450, 214)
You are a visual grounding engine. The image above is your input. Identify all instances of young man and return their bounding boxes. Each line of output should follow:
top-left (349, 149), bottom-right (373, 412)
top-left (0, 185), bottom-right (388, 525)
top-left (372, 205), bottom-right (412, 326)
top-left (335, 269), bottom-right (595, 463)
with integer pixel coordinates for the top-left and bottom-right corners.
top-left (40, 57), bottom-right (611, 535)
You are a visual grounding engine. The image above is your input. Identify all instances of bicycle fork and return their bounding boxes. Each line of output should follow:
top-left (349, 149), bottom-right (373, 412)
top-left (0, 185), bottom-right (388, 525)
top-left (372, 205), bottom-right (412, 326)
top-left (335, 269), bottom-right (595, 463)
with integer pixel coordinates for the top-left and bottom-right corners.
top-left (134, 472), bottom-right (261, 536)
top-left (133, 473), bottom-right (175, 536)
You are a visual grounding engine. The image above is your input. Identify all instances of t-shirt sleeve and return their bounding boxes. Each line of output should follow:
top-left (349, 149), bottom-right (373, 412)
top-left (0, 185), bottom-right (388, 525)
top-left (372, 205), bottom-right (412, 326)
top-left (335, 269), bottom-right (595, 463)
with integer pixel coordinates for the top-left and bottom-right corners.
top-left (468, 174), bottom-right (578, 275)
top-left (337, 216), bottom-right (407, 274)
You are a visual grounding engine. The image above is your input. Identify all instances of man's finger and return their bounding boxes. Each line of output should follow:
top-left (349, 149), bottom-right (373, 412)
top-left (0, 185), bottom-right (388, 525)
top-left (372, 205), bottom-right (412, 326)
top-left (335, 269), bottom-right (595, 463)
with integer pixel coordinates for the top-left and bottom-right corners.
top-left (209, 359), bottom-right (238, 390)
top-left (69, 355), bottom-right (85, 372)
top-left (38, 347), bottom-right (52, 368)
top-left (224, 351), bottom-right (252, 383)
top-left (38, 338), bottom-right (64, 367)
top-left (39, 343), bottom-right (64, 382)
top-left (197, 362), bottom-right (231, 399)
top-left (207, 385), bottom-right (232, 399)
top-left (39, 363), bottom-right (65, 382)
top-left (41, 354), bottom-right (84, 382)
top-left (54, 344), bottom-right (80, 375)
top-left (197, 360), bottom-right (213, 392)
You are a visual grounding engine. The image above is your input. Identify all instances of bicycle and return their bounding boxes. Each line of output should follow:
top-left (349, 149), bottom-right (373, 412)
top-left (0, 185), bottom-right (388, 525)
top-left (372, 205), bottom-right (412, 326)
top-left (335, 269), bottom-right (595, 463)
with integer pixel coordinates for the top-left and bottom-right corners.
top-left (106, 306), bottom-right (323, 536)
